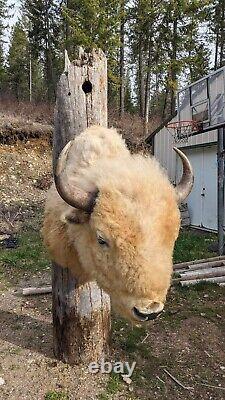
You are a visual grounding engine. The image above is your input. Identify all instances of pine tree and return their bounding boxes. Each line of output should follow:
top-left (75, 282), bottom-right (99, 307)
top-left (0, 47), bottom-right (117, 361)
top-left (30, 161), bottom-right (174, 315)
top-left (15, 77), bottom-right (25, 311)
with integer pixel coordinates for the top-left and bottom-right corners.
top-left (124, 70), bottom-right (135, 113)
top-left (119, 0), bottom-right (125, 116)
top-left (62, 0), bottom-right (121, 104)
top-left (22, 0), bottom-right (62, 102)
top-left (129, 0), bottom-right (211, 121)
top-left (129, 0), bottom-right (166, 120)
top-left (158, 1), bottom-right (187, 115)
top-left (129, 0), bottom-right (147, 117)
top-left (7, 21), bottom-right (30, 100)
top-left (211, 0), bottom-right (225, 69)
top-left (0, 1), bottom-right (8, 91)
top-left (31, 58), bottom-right (46, 102)
top-left (181, 0), bottom-right (210, 82)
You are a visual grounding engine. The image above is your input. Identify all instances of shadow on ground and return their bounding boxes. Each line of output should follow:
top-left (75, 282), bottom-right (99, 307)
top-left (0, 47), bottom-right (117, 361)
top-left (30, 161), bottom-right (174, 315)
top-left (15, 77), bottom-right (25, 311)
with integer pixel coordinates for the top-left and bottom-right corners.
top-left (0, 308), bottom-right (53, 359)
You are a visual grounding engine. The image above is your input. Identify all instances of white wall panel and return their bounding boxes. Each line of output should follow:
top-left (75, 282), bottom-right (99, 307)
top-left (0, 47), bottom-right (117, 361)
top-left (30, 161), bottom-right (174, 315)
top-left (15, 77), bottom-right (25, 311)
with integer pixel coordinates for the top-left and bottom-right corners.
top-left (154, 115), bottom-right (217, 185)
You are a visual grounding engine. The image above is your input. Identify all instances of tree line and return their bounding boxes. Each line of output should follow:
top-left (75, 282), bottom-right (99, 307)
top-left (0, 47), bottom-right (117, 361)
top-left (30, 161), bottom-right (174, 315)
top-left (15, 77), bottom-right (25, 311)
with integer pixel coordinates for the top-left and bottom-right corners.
top-left (0, 0), bottom-right (225, 125)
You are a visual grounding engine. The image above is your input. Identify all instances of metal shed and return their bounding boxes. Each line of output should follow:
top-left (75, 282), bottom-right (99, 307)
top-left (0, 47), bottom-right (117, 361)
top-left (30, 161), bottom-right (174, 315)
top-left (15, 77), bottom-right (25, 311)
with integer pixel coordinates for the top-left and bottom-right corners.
top-left (148, 114), bottom-right (219, 232)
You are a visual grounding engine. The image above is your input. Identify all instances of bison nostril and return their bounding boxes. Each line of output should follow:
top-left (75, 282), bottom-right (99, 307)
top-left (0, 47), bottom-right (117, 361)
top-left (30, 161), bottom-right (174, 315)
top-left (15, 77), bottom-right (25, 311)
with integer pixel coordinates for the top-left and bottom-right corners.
top-left (133, 307), bottom-right (162, 321)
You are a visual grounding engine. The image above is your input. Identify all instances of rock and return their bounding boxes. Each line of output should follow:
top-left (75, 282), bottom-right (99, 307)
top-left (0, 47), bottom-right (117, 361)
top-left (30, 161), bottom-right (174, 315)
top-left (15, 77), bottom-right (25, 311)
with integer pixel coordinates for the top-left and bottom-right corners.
top-left (0, 377), bottom-right (5, 386)
top-left (0, 236), bottom-right (18, 249)
top-left (0, 234), bottom-right (10, 241)
top-left (122, 375), bottom-right (132, 385)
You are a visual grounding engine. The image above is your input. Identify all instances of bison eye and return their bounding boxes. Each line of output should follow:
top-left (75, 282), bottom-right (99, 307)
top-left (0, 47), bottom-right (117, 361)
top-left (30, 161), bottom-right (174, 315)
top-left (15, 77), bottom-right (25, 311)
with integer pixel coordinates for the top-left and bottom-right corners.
top-left (97, 234), bottom-right (109, 247)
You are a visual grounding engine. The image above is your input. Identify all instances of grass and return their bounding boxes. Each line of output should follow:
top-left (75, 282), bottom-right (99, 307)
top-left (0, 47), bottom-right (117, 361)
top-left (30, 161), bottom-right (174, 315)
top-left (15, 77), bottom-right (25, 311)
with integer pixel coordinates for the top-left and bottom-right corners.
top-left (0, 230), bottom-right (49, 272)
top-left (44, 392), bottom-right (69, 400)
top-left (173, 228), bottom-right (217, 263)
top-left (0, 210), bottom-right (50, 288)
top-left (161, 282), bottom-right (225, 328)
top-left (98, 373), bottom-right (122, 400)
top-left (112, 319), bottom-right (146, 353)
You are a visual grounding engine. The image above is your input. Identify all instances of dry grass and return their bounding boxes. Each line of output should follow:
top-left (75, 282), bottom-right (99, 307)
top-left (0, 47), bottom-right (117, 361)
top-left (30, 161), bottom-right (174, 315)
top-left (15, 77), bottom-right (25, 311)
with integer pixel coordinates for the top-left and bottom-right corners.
top-left (0, 97), bottom-right (54, 124)
top-left (0, 115), bottom-right (53, 145)
top-left (0, 98), bottom-right (53, 144)
top-left (108, 108), bottom-right (161, 145)
top-left (0, 98), bottom-right (160, 149)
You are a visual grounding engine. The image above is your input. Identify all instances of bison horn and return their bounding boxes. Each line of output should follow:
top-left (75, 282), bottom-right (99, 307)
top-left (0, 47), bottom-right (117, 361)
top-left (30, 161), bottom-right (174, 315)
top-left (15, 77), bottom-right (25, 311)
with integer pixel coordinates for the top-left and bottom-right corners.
top-left (54, 141), bottom-right (98, 213)
top-left (173, 147), bottom-right (194, 202)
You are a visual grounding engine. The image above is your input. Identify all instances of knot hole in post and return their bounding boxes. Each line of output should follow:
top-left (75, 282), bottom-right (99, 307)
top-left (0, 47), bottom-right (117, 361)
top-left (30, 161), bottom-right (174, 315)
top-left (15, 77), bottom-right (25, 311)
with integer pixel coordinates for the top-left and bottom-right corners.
top-left (82, 80), bottom-right (92, 94)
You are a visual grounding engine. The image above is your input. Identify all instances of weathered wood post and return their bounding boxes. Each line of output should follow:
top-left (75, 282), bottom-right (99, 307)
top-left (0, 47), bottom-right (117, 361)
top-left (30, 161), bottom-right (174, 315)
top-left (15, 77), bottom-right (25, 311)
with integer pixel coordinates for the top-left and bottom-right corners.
top-left (52, 48), bottom-right (111, 365)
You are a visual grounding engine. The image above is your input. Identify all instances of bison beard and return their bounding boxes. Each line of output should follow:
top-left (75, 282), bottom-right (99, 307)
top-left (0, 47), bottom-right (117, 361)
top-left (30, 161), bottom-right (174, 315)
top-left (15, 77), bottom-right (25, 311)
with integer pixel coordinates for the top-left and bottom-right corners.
top-left (42, 125), bottom-right (193, 323)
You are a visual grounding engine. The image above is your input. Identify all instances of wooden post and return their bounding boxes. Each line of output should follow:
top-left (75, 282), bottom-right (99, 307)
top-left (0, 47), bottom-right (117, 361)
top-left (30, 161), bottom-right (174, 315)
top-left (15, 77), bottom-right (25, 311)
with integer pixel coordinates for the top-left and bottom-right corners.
top-left (52, 48), bottom-right (111, 365)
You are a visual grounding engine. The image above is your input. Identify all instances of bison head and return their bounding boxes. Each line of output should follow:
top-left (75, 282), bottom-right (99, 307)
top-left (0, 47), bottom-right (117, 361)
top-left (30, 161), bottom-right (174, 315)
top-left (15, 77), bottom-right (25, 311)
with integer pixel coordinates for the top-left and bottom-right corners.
top-left (53, 136), bottom-right (193, 323)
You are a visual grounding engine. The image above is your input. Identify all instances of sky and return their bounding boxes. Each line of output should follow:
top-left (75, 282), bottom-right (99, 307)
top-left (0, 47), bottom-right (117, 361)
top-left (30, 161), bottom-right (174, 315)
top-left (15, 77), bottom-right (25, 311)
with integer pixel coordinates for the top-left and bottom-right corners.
top-left (4, 0), bottom-right (21, 51)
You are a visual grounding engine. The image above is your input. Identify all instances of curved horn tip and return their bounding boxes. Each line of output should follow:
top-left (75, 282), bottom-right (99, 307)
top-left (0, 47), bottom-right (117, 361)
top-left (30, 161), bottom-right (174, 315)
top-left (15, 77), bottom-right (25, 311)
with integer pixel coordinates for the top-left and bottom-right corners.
top-left (54, 141), bottom-right (98, 213)
top-left (173, 147), bottom-right (194, 203)
top-left (173, 146), bottom-right (185, 156)
top-left (55, 141), bottom-right (73, 176)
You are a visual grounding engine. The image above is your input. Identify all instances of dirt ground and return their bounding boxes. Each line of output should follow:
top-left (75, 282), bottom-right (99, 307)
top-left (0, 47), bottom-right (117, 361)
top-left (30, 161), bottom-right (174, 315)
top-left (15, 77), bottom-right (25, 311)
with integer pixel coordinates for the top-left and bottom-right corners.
top-left (1, 138), bottom-right (225, 400)
top-left (0, 139), bottom-right (108, 400)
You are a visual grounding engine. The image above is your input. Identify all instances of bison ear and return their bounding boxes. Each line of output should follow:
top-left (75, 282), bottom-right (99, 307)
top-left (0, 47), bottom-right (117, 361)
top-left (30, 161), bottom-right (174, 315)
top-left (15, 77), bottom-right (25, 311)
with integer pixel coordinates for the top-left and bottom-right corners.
top-left (62, 209), bottom-right (90, 225)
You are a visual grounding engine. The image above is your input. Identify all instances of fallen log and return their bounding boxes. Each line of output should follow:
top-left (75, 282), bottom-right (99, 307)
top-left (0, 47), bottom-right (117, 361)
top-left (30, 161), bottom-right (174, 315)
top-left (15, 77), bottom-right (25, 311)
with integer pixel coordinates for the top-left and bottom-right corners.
top-left (22, 286), bottom-right (52, 296)
top-left (174, 267), bottom-right (225, 282)
top-left (173, 256), bottom-right (225, 271)
top-left (180, 276), bottom-right (225, 286)
top-left (175, 260), bottom-right (225, 274)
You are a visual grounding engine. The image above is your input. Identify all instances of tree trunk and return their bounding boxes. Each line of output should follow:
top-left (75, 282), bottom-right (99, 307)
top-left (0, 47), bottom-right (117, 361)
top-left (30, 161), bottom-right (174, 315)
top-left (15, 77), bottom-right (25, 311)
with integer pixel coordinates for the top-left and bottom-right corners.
top-left (144, 38), bottom-right (152, 137)
top-left (170, 18), bottom-right (178, 115)
top-left (44, 1), bottom-right (55, 102)
top-left (219, 0), bottom-right (225, 67)
top-left (119, 0), bottom-right (125, 116)
top-left (162, 74), bottom-right (169, 120)
top-left (214, 1), bottom-right (220, 70)
top-left (215, 32), bottom-right (219, 70)
top-left (52, 48), bottom-right (111, 365)
top-left (138, 42), bottom-right (145, 118)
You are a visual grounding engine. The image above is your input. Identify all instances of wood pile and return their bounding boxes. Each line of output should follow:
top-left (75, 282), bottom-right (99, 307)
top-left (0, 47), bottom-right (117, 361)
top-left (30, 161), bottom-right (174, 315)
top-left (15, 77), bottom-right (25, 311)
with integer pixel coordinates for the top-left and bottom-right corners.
top-left (173, 256), bottom-right (225, 286)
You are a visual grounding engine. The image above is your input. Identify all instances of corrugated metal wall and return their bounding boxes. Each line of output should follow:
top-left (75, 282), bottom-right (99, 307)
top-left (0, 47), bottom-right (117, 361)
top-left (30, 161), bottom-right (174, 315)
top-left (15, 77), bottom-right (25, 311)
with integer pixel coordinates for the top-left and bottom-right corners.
top-left (154, 115), bottom-right (217, 183)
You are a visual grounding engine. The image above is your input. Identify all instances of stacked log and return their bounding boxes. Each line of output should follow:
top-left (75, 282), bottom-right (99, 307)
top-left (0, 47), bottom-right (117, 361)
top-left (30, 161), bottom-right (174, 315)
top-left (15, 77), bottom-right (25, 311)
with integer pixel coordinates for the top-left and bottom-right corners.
top-left (173, 256), bottom-right (225, 286)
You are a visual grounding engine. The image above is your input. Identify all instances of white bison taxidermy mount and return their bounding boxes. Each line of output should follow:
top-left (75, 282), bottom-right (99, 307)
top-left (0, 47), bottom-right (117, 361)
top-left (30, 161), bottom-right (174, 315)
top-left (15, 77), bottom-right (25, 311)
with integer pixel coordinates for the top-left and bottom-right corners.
top-left (43, 126), bottom-right (193, 323)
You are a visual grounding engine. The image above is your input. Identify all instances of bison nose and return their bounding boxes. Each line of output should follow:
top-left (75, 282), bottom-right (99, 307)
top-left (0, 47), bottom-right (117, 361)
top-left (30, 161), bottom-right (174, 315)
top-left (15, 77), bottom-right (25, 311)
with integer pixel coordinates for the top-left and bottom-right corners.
top-left (133, 306), bottom-right (163, 322)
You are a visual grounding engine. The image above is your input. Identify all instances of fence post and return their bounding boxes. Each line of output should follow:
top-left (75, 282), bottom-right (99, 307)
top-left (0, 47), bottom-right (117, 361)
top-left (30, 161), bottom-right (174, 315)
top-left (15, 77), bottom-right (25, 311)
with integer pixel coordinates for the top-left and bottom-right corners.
top-left (52, 48), bottom-right (111, 365)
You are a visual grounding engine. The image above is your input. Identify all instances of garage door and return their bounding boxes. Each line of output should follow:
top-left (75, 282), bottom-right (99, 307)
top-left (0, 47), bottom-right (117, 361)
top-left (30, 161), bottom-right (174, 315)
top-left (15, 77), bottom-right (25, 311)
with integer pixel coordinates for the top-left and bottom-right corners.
top-left (177, 145), bottom-right (217, 231)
